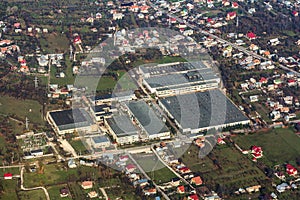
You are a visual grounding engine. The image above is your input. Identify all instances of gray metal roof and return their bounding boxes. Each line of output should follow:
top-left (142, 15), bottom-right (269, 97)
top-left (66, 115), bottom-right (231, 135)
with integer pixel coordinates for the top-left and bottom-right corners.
top-left (49, 108), bottom-right (91, 131)
top-left (160, 90), bottom-right (249, 130)
top-left (125, 101), bottom-right (169, 135)
top-left (106, 114), bottom-right (139, 137)
top-left (91, 135), bottom-right (110, 144)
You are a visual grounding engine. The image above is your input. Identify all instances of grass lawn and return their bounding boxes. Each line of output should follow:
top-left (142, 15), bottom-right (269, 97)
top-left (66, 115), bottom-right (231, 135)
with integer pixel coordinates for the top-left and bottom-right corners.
top-left (69, 139), bottom-right (87, 155)
top-left (0, 95), bottom-right (43, 124)
top-left (0, 166), bottom-right (21, 175)
top-left (133, 153), bottom-right (176, 184)
top-left (232, 128), bottom-right (300, 167)
top-left (50, 59), bottom-right (76, 86)
top-left (181, 144), bottom-right (267, 192)
top-left (40, 33), bottom-right (69, 54)
top-left (18, 189), bottom-right (47, 200)
top-left (0, 179), bottom-right (19, 200)
top-left (67, 182), bottom-right (86, 200)
top-left (23, 164), bottom-right (78, 188)
top-left (47, 184), bottom-right (72, 200)
top-left (106, 188), bottom-right (141, 200)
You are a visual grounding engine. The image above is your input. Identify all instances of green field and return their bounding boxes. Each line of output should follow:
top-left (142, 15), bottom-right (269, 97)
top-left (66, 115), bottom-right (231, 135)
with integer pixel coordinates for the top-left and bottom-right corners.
top-left (40, 33), bottom-right (69, 54)
top-left (181, 144), bottom-right (268, 192)
top-left (18, 189), bottom-right (47, 200)
top-left (69, 139), bottom-right (87, 155)
top-left (0, 179), bottom-right (19, 200)
top-left (0, 95), bottom-right (43, 124)
top-left (133, 153), bottom-right (176, 184)
top-left (233, 128), bottom-right (300, 167)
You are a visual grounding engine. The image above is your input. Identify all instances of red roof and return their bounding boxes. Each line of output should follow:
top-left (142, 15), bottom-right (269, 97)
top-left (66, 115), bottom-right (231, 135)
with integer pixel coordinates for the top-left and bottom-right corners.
top-left (179, 167), bottom-right (190, 172)
top-left (177, 185), bottom-right (185, 193)
top-left (247, 32), bottom-right (257, 39)
top-left (292, 11), bottom-right (298, 16)
top-left (232, 2), bottom-right (239, 7)
top-left (227, 11), bottom-right (236, 17)
top-left (286, 164), bottom-right (298, 175)
top-left (4, 173), bottom-right (12, 178)
top-left (259, 77), bottom-right (267, 83)
top-left (251, 145), bottom-right (262, 153)
top-left (288, 79), bottom-right (296, 83)
top-left (126, 164), bottom-right (136, 170)
top-left (189, 194), bottom-right (199, 200)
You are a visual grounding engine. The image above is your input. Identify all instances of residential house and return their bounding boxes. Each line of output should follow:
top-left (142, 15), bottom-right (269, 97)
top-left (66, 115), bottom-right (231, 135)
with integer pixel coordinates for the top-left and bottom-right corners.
top-left (246, 32), bottom-right (257, 40)
top-left (188, 194), bottom-right (199, 200)
top-left (88, 191), bottom-right (98, 198)
top-left (81, 181), bottom-right (93, 189)
top-left (286, 164), bottom-right (298, 176)
top-left (4, 173), bottom-right (12, 180)
top-left (245, 185), bottom-right (261, 193)
top-left (126, 164), bottom-right (137, 173)
top-left (190, 176), bottom-right (203, 185)
top-left (232, 2), bottom-right (239, 8)
top-left (177, 185), bottom-right (185, 194)
top-left (144, 188), bottom-right (157, 195)
top-left (226, 12), bottom-right (236, 20)
top-left (60, 188), bottom-right (69, 197)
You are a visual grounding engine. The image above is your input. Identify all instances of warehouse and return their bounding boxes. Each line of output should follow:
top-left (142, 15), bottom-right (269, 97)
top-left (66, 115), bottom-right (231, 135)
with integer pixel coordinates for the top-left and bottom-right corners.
top-left (105, 114), bottom-right (140, 145)
top-left (90, 135), bottom-right (111, 149)
top-left (159, 89), bottom-right (250, 134)
top-left (124, 101), bottom-right (170, 140)
top-left (139, 61), bottom-right (220, 97)
top-left (47, 108), bottom-right (92, 135)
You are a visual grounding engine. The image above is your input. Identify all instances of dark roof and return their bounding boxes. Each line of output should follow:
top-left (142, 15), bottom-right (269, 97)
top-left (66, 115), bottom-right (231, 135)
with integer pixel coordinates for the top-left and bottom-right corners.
top-left (49, 108), bottom-right (91, 131)
top-left (106, 115), bottom-right (138, 137)
top-left (125, 101), bottom-right (169, 135)
top-left (160, 90), bottom-right (249, 131)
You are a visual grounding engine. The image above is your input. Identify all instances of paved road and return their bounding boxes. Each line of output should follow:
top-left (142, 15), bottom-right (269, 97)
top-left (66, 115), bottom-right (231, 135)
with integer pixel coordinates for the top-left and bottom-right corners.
top-left (146, 0), bottom-right (300, 77)
top-left (20, 167), bottom-right (50, 200)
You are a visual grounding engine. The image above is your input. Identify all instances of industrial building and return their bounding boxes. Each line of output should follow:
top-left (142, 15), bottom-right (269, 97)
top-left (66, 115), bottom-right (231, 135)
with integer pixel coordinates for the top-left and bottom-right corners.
top-left (47, 108), bottom-right (92, 135)
top-left (105, 114), bottom-right (140, 145)
top-left (124, 101), bottom-right (170, 140)
top-left (89, 135), bottom-right (111, 148)
top-left (89, 104), bottom-right (117, 122)
top-left (90, 91), bottom-right (136, 106)
top-left (139, 61), bottom-right (220, 97)
top-left (159, 89), bottom-right (250, 134)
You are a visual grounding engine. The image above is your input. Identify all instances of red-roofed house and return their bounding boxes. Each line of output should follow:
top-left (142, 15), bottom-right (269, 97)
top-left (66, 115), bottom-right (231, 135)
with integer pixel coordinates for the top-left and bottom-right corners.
top-left (188, 194), bottom-right (199, 200)
top-left (292, 11), bottom-right (299, 17)
top-left (247, 32), bottom-right (257, 40)
top-left (232, 2), bottom-right (239, 9)
top-left (73, 36), bottom-right (82, 44)
top-left (259, 77), bottom-right (268, 84)
top-left (119, 155), bottom-right (129, 162)
top-left (178, 167), bottom-right (191, 174)
top-left (288, 79), bottom-right (297, 87)
top-left (126, 164), bottom-right (136, 173)
top-left (190, 176), bottom-right (203, 185)
top-left (4, 173), bottom-right (12, 180)
top-left (81, 181), bottom-right (93, 189)
top-left (177, 185), bottom-right (185, 194)
top-left (217, 138), bottom-right (226, 145)
top-left (286, 164), bottom-right (298, 176)
top-left (251, 146), bottom-right (263, 159)
top-left (226, 12), bottom-right (236, 20)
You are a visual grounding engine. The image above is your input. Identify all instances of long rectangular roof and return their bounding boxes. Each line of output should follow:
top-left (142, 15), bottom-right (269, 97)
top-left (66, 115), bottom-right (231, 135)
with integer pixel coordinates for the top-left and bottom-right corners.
top-left (125, 101), bottom-right (169, 135)
top-left (106, 114), bottom-right (139, 137)
top-left (160, 90), bottom-right (249, 131)
top-left (49, 108), bottom-right (91, 131)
